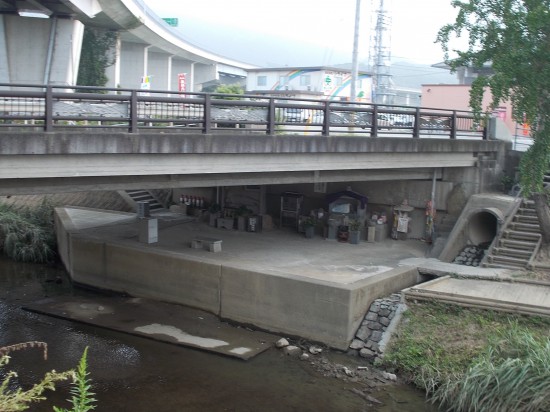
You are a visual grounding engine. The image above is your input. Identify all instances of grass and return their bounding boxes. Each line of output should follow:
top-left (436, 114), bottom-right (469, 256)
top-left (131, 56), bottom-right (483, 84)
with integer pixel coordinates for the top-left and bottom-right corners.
top-left (0, 199), bottom-right (57, 263)
top-left (381, 300), bottom-right (550, 411)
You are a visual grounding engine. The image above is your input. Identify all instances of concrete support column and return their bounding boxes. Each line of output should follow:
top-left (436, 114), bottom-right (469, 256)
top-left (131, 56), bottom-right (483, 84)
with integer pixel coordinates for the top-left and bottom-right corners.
top-left (189, 62), bottom-right (195, 92)
top-left (1, 15), bottom-right (84, 86)
top-left (0, 16), bottom-right (9, 83)
top-left (113, 34), bottom-right (121, 89)
top-left (167, 55), bottom-right (174, 92)
top-left (143, 45), bottom-right (151, 78)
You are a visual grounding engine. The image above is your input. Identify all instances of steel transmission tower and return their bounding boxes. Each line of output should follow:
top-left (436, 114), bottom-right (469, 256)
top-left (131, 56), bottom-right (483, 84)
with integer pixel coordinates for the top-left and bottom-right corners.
top-left (369, 0), bottom-right (394, 104)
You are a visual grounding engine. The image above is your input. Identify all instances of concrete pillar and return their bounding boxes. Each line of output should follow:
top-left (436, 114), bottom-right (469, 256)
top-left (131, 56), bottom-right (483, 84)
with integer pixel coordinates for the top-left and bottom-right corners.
top-left (0, 16), bottom-right (9, 83)
top-left (0, 14), bottom-right (83, 86)
top-left (189, 62), bottom-right (195, 92)
top-left (143, 45), bottom-right (151, 78)
top-left (167, 55), bottom-right (174, 92)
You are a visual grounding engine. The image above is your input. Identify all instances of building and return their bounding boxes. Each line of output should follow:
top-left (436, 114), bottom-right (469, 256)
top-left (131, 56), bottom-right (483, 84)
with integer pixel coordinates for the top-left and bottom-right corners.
top-left (421, 63), bottom-right (527, 139)
top-left (246, 66), bottom-right (373, 102)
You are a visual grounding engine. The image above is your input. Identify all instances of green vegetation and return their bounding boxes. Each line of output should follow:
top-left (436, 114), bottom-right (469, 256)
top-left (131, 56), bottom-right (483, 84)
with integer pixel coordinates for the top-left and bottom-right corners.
top-left (437, 0), bottom-right (550, 196)
top-left (212, 84), bottom-right (244, 99)
top-left (437, 1), bottom-right (550, 243)
top-left (0, 199), bottom-right (57, 263)
top-left (0, 343), bottom-right (95, 411)
top-left (382, 301), bottom-right (550, 411)
top-left (77, 27), bottom-right (117, 90)
top-left (54, 347), bottom-right (96, 412)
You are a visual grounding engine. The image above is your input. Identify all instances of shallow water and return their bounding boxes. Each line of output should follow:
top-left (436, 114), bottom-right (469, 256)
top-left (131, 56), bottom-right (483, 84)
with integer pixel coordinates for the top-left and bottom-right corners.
top-left (0, 256), bottom-right (437, 411)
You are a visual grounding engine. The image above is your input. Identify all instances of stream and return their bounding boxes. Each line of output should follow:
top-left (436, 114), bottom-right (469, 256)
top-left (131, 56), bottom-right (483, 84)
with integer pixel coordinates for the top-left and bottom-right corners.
top-left (0, 256), bottom-right (437, 411)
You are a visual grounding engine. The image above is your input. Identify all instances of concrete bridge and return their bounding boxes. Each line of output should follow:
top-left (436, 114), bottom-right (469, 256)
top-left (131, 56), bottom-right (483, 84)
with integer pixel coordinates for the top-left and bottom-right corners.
top-left (0, 131), bottom-right (505, 195)
top-left (0, 84), bottom-right (506, 196)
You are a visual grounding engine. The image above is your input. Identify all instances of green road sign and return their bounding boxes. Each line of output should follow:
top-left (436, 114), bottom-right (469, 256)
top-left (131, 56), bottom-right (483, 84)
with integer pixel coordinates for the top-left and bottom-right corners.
top-left (163, 18), bottom-right (179, 27)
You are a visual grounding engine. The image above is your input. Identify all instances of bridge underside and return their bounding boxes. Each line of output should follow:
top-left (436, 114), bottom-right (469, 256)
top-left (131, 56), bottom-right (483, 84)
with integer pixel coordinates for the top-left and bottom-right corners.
top-left (0, 168), bottom-right (441, 195)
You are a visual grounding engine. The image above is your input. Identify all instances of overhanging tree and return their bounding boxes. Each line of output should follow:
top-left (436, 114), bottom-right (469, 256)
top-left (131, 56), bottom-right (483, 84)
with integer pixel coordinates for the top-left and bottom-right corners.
top-left (437, 0), bottom-right (550, 244)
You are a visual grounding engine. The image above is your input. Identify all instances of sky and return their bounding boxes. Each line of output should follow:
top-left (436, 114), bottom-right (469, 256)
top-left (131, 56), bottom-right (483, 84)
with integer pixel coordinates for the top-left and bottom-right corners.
top-left (141, 0), bottom-right (460, 68)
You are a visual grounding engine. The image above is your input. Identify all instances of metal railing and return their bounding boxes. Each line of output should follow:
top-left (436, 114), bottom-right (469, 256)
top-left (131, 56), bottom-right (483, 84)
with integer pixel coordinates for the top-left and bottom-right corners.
top-left (0, 83), bottom-right (487, 139)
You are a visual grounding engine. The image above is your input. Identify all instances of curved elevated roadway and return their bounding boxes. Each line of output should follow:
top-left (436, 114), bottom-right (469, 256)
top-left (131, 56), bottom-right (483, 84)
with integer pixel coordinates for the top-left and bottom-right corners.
top-left (0, 0), bottom-right (255, 88)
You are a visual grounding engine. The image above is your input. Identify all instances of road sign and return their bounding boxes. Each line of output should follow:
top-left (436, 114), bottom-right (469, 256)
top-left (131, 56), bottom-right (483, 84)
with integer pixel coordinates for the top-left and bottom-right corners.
top-left (162, 18), bottom-right (178, 27)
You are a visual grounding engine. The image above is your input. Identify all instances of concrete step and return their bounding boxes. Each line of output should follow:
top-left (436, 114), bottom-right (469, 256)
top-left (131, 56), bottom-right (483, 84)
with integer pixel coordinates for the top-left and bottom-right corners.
top-left (482, 262), bottom-right (527, 270)
top-left (514, 214), bottom-right (539, 224)
top-left (503, 229), bottom-right (541, 242)
top-left (499, 238), bottom-right (537, 251)
top-left (124, 190), bottom-right (165, 212)
top-left (492, 247), bottom-right (533, 259)
top-left (508, 222), bottom-right (541, 233)
top-left (487, 255), bottom-right (529, 268)
top-left (517, 207), bottom-right (537, 216)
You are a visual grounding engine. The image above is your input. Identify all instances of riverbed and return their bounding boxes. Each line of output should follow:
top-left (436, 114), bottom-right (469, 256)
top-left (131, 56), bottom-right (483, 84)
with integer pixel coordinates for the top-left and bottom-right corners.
top-left (0, 256), bottom-right (436, 411)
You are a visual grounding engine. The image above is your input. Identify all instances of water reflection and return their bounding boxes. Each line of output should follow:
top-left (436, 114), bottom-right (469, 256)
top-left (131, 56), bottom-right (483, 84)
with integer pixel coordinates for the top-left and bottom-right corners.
top-left (0, 256), bottom-right (436, 411)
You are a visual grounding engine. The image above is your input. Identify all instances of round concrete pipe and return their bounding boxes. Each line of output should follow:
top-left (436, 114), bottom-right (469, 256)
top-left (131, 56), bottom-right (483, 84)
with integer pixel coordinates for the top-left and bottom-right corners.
top-left (468, 210), bottom-right (499, 246)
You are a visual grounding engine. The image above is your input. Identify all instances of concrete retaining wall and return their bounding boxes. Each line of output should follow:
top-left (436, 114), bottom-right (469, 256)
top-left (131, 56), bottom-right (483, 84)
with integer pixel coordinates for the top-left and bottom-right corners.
top-left (57, 208), bottom-right (422, 350)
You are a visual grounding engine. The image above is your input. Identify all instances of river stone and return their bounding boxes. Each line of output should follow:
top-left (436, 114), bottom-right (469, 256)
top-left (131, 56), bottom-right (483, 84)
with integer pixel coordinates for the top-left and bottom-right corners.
top-left (349, 339), bottom-right (365, 350)
top-left (359, 348), bottom-right (375, 359)
top-left (370, 301), bottom-right (381, 312)
top-left (379, 316), bottom-right (390, 327)
top-left (283, 345), bottom-right (302, 356)
top-left (378, 308), bottom-right (391, 317)
top-left (365, 311), bottom-right (378, 321)
top-left (275, 338), bottom-right (289, 348)
top-left (382, 372), bottom-right (397, 381)
top-left (309, 345), bottom-right (323, 355)
top-left (369, 331), bottom-right (383, 342)
top-left (355, 325), bottom-right (371, 341)
top-left (367, 321), bottom-right (382, 330)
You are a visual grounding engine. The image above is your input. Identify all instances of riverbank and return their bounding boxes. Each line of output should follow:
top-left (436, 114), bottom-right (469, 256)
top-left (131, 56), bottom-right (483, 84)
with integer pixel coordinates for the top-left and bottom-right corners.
top-left (380, 282), bottom-right (550, 411)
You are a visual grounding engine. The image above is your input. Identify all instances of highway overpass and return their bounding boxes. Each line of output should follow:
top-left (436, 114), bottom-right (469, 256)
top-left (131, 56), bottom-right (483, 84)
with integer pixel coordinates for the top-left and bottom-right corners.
top-left (0, 0), bottom-right (255, 90)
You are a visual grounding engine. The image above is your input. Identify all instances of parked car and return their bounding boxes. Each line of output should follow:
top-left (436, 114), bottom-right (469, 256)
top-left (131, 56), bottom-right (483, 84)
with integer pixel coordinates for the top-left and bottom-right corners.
top-left (283, 108), bottom-right (305, 123)
top-left (393, 114), bottom-right (414, 127)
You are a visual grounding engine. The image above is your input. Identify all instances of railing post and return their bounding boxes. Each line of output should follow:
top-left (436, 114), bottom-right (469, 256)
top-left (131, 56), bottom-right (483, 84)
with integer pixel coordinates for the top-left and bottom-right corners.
top-left (45, 85), bottom-right (53, 132)
top-left (413, 107), bottom-right (420, 138)
top-left (129, 90), bottom-right (138, 133)
top-left (204, 94), bottom-right (211, 134)
top-left (267, 98), bottom-right (275, 135)
top-left (322, 100), bottom-right (330, 137)
top-left (450, 111), bottom-right (457, 139)
top-left (371, 104), bottom-right (378, 137)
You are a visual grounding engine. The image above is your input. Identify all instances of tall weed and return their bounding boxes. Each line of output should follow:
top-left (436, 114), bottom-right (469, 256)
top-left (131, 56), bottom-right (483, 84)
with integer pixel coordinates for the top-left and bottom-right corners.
top-left (428, 322), bottom-right (550, 412)
top-left (0, 199), bottom-right (56, 263)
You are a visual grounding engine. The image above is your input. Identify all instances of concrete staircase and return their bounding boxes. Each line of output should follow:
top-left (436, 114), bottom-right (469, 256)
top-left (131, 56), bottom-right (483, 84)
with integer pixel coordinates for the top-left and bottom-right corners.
top-left (121, 190), bottom-right (166, 214)
top-left (482, 199), bottom-right (541, 270)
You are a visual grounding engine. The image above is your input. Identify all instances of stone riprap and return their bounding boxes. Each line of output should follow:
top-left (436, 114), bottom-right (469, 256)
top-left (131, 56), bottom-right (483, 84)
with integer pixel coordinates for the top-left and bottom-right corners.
top-left (452, 245), bottom-right (487, 267)
top-left (348, 294), bottom-right (402, 360)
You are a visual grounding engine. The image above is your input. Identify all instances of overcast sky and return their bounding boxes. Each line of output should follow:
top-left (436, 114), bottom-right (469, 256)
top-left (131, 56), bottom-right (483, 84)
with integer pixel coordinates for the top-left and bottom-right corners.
top-left (141, 0), bottom-right (459, 67)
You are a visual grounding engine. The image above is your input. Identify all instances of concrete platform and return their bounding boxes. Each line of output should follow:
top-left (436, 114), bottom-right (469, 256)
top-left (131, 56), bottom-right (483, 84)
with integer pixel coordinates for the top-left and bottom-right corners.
top-left (55, 207), bottom-right (432, 350)
top-left (23, 296), bottom-right (278, 360)
top-left (53, 206), bottom-right (532, 350)
top-left (403, 275), bottom-right (550, 317)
